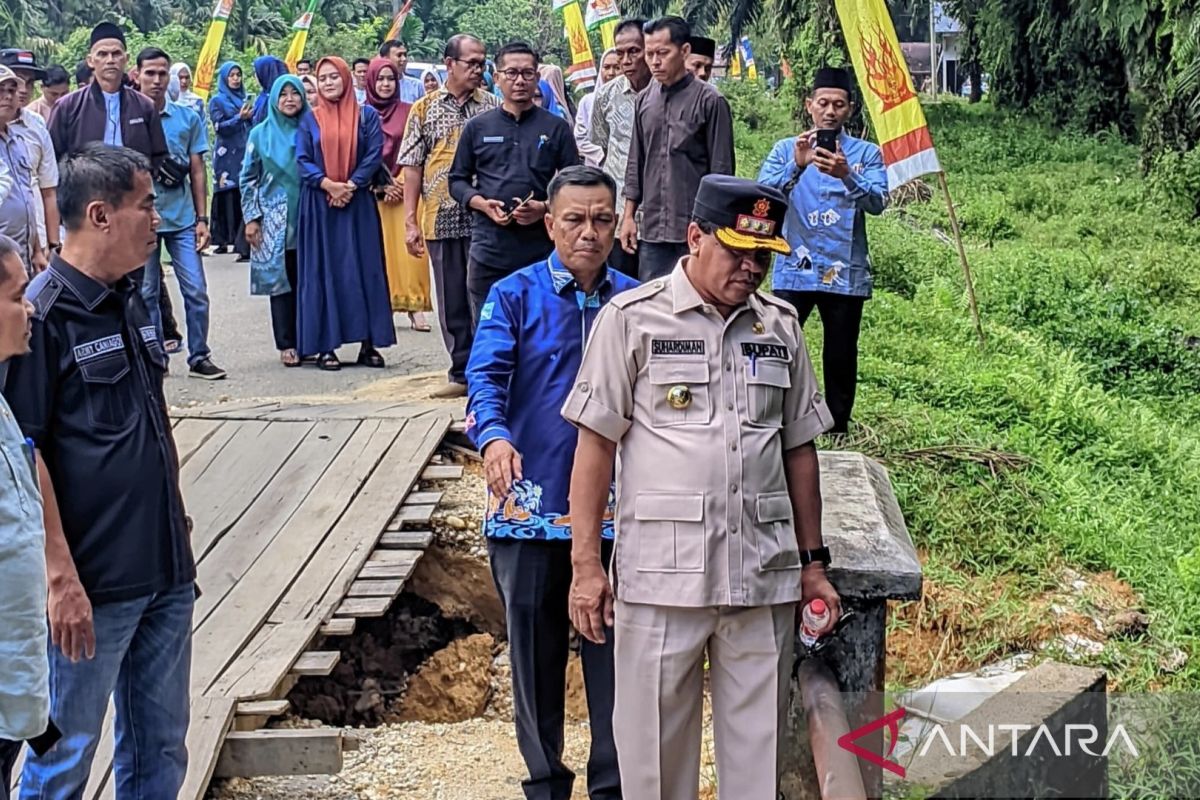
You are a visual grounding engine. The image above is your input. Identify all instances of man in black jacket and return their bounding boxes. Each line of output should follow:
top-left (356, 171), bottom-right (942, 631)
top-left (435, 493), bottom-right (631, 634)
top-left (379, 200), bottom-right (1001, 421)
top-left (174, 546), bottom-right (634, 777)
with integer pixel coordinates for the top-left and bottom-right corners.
top-left (46, 22), bottom-right (166, 166)
top-left (448, 41), bottom-right (579, 321)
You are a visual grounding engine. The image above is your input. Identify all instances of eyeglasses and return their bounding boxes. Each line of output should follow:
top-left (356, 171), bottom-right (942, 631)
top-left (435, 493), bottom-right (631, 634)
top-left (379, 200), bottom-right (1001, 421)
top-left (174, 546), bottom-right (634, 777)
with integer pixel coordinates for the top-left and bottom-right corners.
top-left (498, 68), bottom-right (538, 82)
top-left (453, 58), bottom-right (487, 72)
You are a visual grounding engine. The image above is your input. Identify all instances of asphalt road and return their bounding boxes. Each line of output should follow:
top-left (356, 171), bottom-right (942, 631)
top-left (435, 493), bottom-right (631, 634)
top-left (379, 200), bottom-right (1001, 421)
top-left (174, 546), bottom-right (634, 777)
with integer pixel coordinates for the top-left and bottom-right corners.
top-left (161, 251), bottom-right (453, 408)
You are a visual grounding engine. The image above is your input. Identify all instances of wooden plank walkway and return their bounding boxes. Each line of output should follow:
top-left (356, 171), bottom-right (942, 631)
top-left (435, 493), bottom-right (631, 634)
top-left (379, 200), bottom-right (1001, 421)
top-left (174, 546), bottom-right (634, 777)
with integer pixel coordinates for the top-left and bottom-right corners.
top-left (66, 401), bottom-right (456, 800)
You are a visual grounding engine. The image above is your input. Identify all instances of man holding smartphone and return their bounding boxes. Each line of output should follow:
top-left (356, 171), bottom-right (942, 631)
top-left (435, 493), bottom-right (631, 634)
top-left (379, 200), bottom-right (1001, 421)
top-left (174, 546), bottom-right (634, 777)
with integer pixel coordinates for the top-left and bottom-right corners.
top-left (756, 67), bottom-right (888, 435)
top-left (449, 41), bottom-right (578, 322)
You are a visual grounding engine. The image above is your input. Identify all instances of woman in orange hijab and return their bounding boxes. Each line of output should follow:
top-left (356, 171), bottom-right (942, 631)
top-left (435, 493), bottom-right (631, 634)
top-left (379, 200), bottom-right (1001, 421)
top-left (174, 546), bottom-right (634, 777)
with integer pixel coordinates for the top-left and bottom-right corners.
top-left (295, 56), bottom-right (396, 370)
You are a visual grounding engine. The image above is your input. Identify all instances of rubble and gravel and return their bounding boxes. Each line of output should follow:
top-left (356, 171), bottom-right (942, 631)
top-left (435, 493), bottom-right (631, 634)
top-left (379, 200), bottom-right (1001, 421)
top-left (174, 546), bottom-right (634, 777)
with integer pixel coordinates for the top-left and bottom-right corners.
top-left (209, 718), bottom-right (597, 800)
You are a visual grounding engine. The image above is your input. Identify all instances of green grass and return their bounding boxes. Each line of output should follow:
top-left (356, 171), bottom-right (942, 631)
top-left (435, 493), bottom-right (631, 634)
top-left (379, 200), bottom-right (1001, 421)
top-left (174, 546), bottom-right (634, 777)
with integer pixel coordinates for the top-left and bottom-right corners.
top-left (727, 89), bottom-right (1200, 691)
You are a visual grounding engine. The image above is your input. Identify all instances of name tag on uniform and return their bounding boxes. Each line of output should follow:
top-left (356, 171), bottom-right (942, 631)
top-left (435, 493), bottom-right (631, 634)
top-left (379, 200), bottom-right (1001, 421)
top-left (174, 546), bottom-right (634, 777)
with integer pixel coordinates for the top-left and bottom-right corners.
top-left (73, 335), bottom-right (123, 362)
top-left (139, 326), bottom-right (159, 344)
top-left (741, 343), bottom-right (789, 360)
top-left (129, 117), bottom-right (145, 125)
top-left (652, 339), bottom-right (704, 356)
top-left (482, 136), bottom-right (505, 143)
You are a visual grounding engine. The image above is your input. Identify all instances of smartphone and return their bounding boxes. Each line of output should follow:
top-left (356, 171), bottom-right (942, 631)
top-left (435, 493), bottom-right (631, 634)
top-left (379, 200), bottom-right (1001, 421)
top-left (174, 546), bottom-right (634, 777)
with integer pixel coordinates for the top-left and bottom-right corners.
top-left (815, 128), bottom-right (839, 153)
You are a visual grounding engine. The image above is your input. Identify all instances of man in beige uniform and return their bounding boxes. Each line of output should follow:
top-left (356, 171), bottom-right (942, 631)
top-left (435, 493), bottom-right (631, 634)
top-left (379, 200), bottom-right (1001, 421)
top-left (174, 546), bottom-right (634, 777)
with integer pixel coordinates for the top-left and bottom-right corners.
top-left (563, 174), bottom-right (842, 800)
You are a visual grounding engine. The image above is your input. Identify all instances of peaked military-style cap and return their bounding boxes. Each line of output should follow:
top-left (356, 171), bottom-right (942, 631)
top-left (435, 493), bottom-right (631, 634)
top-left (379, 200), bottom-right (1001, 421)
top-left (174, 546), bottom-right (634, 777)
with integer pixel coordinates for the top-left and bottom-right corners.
top-left (692, 174), bottom-right (791, 255)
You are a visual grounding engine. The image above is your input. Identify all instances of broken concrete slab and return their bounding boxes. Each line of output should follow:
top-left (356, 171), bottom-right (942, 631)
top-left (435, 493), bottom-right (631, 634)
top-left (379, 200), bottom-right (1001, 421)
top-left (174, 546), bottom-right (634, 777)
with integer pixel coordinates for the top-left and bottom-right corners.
top-left (901, 661), bottom-right (1108, 798)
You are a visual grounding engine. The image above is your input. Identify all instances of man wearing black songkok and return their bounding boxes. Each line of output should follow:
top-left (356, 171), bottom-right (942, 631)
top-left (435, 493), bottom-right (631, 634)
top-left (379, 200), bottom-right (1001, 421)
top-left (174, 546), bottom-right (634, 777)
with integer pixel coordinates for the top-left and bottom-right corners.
top-left (686, 36), bottom-right (716, 82)
top-left (46, 22), bottom-right (166, 165)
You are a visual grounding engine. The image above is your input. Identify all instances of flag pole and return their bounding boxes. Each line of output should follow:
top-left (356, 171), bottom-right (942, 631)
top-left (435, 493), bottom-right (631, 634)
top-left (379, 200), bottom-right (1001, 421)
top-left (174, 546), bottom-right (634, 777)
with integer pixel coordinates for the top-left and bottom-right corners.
top-left (937, 170), bottom-right (985, 344)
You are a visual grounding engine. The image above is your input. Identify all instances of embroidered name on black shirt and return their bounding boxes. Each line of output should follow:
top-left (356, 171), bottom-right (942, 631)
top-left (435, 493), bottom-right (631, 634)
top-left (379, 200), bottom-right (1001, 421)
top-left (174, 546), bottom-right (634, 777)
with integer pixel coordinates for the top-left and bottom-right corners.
top-left (73, 335), bottom-right (124, 362)
top-left (652, 339), bottom-right (705, 356)
top-left (741, 343), bottom-right (789, 360)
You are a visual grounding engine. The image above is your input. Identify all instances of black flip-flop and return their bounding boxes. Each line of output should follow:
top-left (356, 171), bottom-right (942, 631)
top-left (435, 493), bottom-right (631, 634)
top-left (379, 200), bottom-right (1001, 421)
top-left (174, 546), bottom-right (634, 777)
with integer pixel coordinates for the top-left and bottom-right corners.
top-left (317, 353), bottom-right (341, 371)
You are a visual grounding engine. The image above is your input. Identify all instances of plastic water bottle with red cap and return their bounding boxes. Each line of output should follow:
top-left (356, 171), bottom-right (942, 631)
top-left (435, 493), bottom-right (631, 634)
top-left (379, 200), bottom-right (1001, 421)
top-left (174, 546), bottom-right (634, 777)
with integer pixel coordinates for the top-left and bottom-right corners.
top-left (799, 599), bottom-right (830, 648)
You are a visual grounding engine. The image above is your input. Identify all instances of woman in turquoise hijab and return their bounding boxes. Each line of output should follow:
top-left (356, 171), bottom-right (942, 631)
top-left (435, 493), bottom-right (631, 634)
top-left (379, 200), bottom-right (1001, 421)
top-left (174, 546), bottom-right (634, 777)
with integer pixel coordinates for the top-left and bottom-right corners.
top-left (240, 74), bottom-right (308, 367)
top-left (209, 61), bottom-right (253, 259)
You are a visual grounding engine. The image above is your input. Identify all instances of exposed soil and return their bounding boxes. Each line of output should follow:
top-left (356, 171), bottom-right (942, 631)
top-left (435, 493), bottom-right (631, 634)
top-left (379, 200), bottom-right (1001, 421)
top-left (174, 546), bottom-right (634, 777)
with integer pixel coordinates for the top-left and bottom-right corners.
top-left (406, 544), bottom-right (505, 638)
top-left (395, 633), bottom-right (496, 723)
top-left (887, 561), bottom-right (1146, 689)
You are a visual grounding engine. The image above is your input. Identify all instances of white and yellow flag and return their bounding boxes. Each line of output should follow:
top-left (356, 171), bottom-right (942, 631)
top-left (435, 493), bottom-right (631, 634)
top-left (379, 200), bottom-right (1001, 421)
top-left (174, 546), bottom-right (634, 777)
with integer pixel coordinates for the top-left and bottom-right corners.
top-left (193, 0), bottom-right (234, 100)
top-left (284, 0), bottom-right (319, 73)
top-left (585, 0), bottom-right (620, 49)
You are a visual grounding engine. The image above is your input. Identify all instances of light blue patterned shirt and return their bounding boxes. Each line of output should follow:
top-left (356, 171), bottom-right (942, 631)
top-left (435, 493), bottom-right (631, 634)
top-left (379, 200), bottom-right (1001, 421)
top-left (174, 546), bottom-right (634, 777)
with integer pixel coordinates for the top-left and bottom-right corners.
top-left (757, 131), bottom-right (888, 298)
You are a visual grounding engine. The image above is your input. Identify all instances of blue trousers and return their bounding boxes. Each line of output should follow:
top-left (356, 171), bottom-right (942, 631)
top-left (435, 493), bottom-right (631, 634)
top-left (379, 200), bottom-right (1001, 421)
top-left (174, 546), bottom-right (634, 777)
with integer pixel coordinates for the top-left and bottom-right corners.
top-left (142, 228), bottom-right (212, 366)
top-left (19, 584), bottom-right (193, 800)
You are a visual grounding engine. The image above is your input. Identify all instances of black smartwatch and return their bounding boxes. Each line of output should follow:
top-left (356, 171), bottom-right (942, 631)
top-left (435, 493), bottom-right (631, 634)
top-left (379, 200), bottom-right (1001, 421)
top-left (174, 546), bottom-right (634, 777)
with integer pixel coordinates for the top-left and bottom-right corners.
top-left (799, 547), bottom-right (831, 567)
top-left (196, 216), bottom-right (209, 225)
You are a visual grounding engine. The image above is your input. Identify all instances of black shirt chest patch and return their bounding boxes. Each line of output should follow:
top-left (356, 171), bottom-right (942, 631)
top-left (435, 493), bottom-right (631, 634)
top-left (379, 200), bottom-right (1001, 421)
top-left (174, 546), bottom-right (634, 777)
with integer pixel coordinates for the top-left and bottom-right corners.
top-left (741, 343), bottom-right (789, 360)
top-left (652, 339), bottom-right (705, 356)
top-left (73, 334), bottom-right (124, 363)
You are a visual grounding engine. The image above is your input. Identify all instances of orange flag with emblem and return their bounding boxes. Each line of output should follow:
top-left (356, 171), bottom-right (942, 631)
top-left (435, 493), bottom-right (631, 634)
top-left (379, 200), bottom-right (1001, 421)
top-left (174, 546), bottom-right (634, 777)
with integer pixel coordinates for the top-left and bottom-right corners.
top-left (835, 0), bottom-right (941, 188)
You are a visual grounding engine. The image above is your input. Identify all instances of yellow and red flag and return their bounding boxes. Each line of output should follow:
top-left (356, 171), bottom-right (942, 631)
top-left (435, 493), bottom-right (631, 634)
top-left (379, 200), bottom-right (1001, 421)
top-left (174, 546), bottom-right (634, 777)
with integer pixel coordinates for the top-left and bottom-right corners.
top-left (193, 0), bottom-right (234, 100)
top-left (834, 0), bottom-right (941, 188)
top-left (557, 0), bottom-right (596, 88)
top-left (385, 0), bottom-right (414, 42)
top-left (284, 0), bottom-right (319, 73)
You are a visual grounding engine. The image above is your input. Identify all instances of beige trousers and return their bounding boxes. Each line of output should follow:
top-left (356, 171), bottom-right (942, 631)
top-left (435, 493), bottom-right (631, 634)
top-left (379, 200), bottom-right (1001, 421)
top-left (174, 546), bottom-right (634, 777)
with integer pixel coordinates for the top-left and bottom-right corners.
top-left (612, 600), bottom-right (796, 800)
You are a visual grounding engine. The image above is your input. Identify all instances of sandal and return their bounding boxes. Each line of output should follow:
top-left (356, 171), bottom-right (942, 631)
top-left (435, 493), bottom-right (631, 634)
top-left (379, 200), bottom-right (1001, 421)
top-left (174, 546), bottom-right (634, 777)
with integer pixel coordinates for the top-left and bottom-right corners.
top-left (408, 312), bottom-right (432, 333)
top-left (356, 347), bottom-right (385, 368)
top-left (280, 349), bottom-right (301, 368)
top-left (164, 339), bottom-right (183, 354)
top-left (317, 353), bottom-right (342, 371)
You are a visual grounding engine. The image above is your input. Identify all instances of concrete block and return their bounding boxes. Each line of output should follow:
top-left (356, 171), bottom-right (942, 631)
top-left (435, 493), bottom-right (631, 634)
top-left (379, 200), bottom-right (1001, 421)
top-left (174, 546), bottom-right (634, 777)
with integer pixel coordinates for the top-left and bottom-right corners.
top-left (903, 662), bottom-right (1108, 798)
top-left (818, 452), bottom-right (922, 601)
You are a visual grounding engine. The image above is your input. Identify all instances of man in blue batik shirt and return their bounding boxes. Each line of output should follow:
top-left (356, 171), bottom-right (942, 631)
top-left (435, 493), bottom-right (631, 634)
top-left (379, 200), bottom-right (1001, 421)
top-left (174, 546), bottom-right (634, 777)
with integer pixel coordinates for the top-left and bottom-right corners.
top-left (758, 66), bottom-right (888, 434)
top-left (467, 165), bottom-right (636, 800)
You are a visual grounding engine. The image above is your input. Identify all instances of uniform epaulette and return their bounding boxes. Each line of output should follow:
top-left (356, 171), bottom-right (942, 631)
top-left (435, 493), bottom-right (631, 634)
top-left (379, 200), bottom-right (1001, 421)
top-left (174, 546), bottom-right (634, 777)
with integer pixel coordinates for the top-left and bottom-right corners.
top-left (757, 290), bottom-right (799, 317)
top-left (610, 277), bottom-right (669, 309)
top-left (26, 269), bottom-right (64, 320)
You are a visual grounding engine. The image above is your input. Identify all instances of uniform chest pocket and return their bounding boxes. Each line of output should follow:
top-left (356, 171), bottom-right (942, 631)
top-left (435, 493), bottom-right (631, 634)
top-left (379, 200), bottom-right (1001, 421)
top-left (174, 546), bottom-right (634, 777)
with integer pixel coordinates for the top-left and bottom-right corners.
top-left (80, 353), bottom-right (138, 432)
top-left (633, 491), bottom-right (705, 573)
top-left (744, 359), bottom-right (791, 427)
top-left (648, 359), bottom-right (711, 427)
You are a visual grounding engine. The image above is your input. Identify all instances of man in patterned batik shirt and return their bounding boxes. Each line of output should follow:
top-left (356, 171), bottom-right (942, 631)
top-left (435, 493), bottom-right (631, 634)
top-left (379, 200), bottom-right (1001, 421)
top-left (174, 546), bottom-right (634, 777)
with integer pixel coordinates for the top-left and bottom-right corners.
top-left (398, 33), bottom-right (498, 399)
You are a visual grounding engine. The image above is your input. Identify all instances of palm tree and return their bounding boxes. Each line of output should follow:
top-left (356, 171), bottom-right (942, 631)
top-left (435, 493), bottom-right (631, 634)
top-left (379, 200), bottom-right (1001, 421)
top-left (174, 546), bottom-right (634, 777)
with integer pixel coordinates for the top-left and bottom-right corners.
top-left (0, 0), bottom-right (34, 44)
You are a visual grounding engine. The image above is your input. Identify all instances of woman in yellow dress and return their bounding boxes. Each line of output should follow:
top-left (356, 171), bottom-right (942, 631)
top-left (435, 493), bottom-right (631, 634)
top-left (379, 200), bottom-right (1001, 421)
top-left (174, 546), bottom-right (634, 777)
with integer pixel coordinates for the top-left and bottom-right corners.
top-left (366, 57), bottom-right (432, 331)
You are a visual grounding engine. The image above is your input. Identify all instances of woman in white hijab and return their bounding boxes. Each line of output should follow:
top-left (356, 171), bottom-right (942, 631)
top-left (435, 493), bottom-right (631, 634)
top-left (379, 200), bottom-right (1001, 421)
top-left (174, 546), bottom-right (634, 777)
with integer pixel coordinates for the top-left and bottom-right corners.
top-left (574, 48), bottom-right (619, 168)
top-left (168, 62), bottom-right (206, 122)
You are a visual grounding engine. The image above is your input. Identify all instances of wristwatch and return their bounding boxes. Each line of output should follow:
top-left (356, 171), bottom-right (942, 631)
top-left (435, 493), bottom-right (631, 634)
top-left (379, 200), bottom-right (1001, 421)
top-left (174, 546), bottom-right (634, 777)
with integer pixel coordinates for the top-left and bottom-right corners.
top-left (48, 242), bottom-right (62, 253)
top-left (799, 547), bottom-right (831, 567)
top-left (196, 216), bottom-right (209, 225)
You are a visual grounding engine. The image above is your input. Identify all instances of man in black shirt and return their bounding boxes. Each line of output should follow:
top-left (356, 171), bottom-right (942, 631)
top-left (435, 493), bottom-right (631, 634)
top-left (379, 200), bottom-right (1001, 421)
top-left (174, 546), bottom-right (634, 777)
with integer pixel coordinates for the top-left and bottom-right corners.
top-left (6, 144), bottom-right (195, 798)
top-left (449, 41), bottom-right (579, 321)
